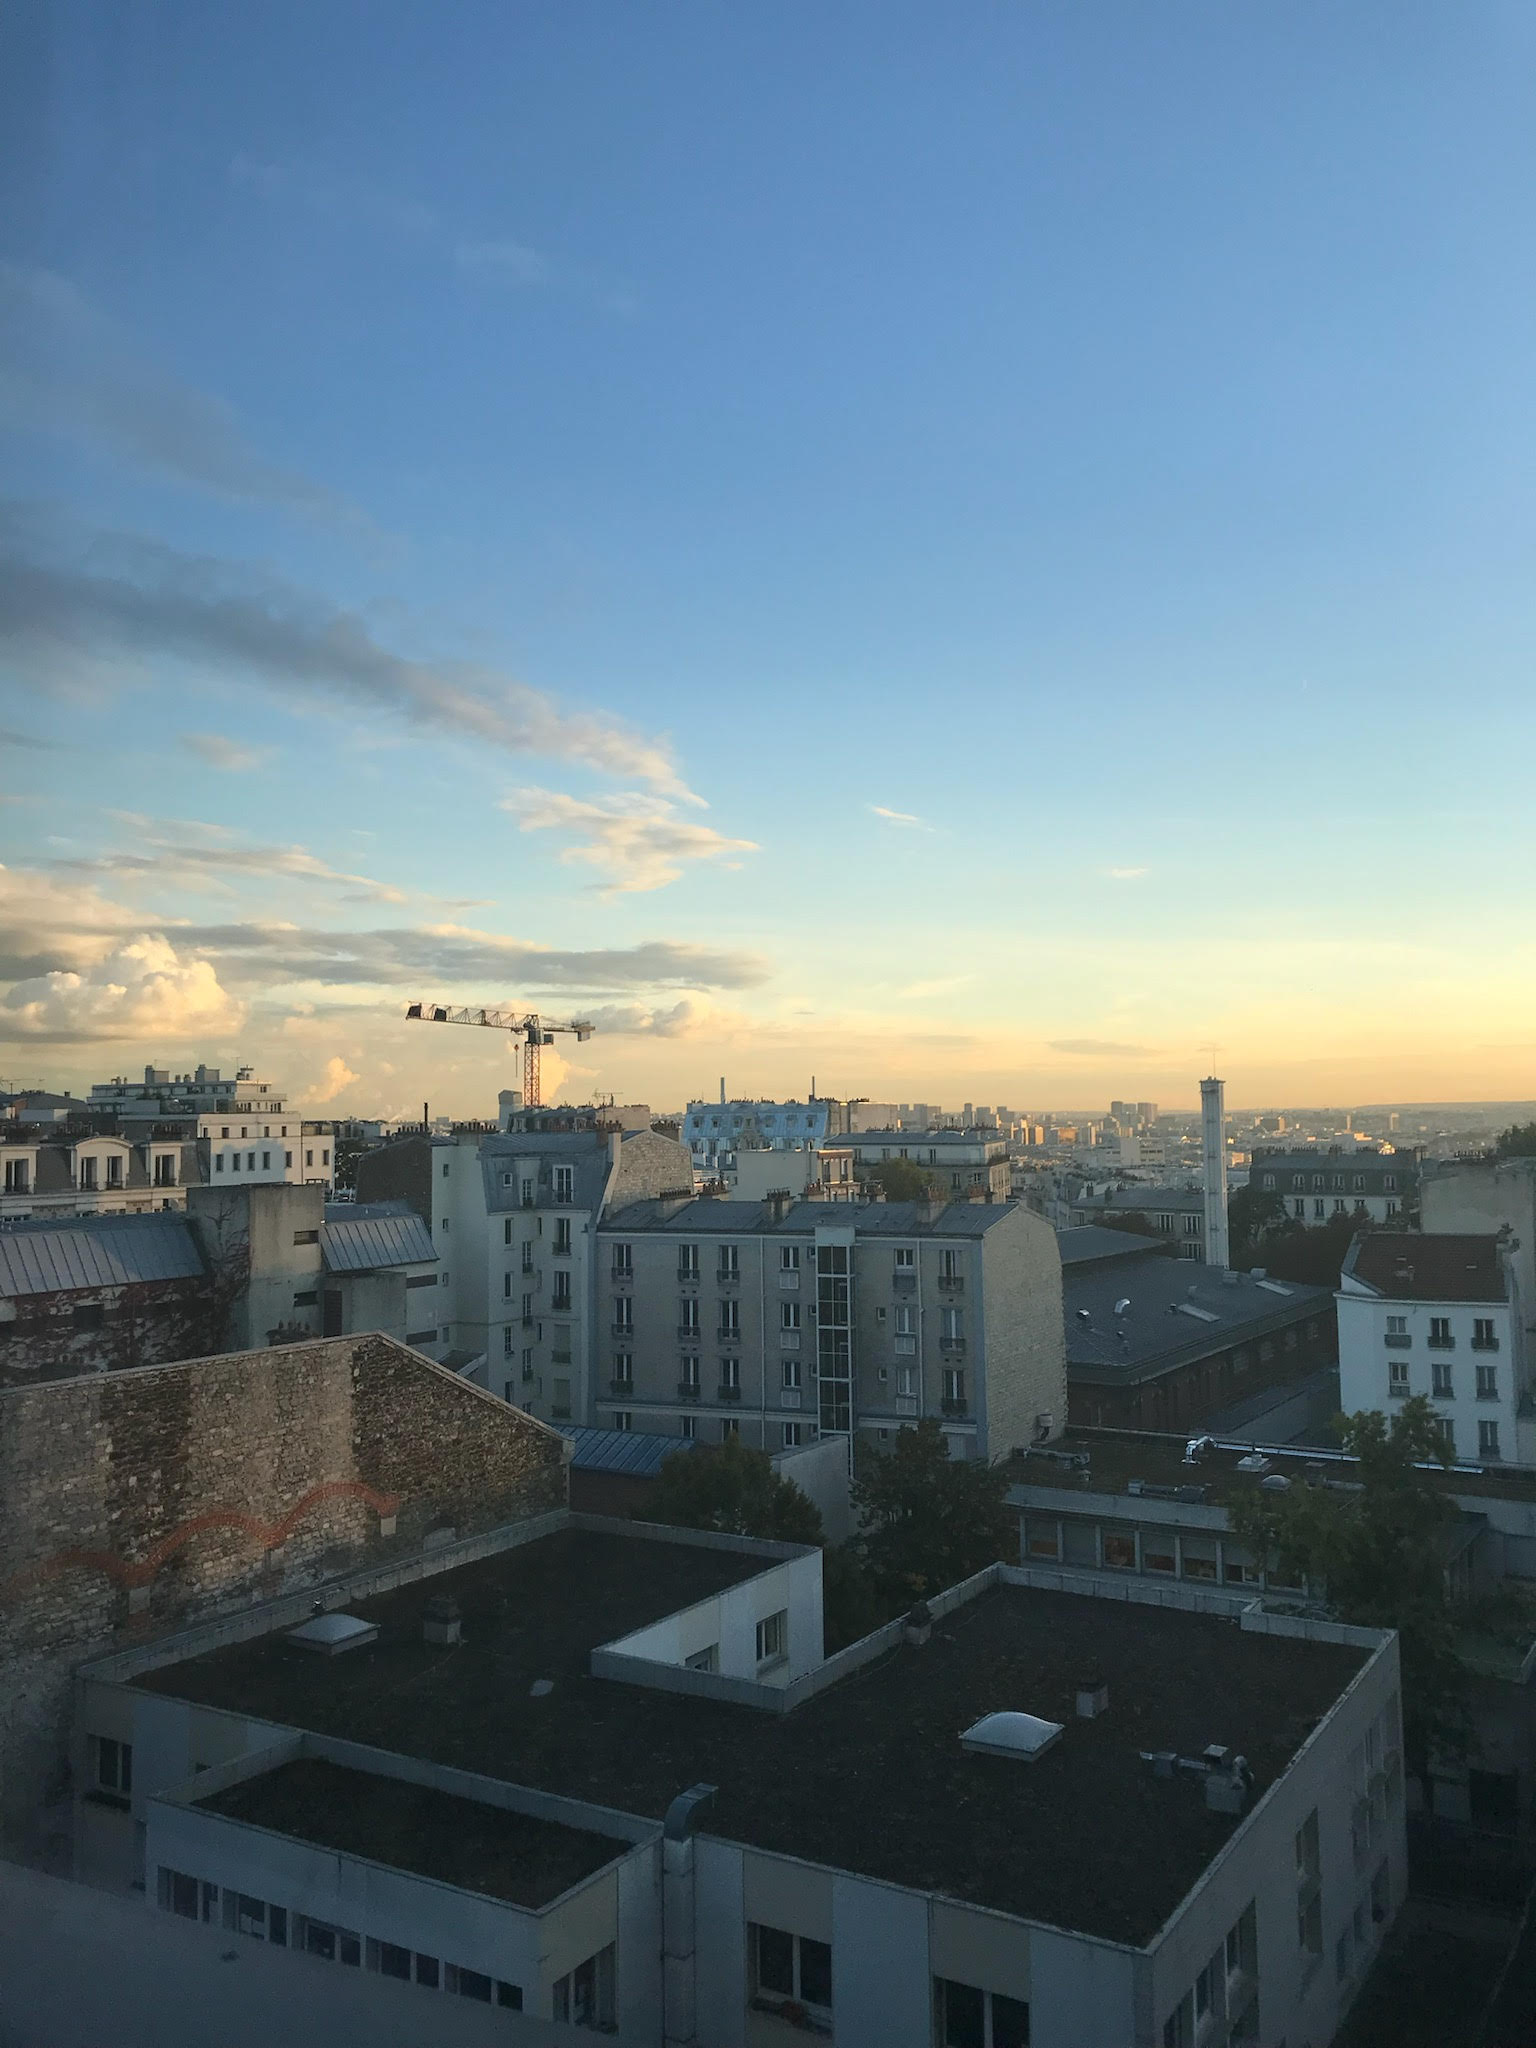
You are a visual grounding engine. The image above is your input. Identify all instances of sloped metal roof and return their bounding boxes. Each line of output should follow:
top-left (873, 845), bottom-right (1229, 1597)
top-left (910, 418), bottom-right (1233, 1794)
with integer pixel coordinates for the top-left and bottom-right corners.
top-left (0, 1213), bottom-right (205, 1297)
top-left (322, 1202), bottom-right (437, 1274)
top-left (562, 1425), bottom-right (693, 1476)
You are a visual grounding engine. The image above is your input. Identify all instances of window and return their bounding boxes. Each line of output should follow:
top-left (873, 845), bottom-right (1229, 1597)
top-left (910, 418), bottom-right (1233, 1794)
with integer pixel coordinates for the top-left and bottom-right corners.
top-left (95, 1736), bottom-right (132, 1799)
top-left (522, 1240), bottom-right (534, 1272)
top-left (1473, 1318), bottom-right (1498, 1350)
top-left (3, 1158), bottom-right (30, 1192)
top-left (721, 1417), bottom-right (740, 1440)
top-left (782, 1357), bottom-right (802, 1390)
top-left (551, 1946), bottom-right (615, 2029)
top-left (1261, 1173), bottom-right (1275, 1190)
top-left (503, 1326), bottom-right (515, 1357)
top-left (552, 1273), bottom-right (572, 1311)
top-left (1293, 1198), bottom-right (1304, 1219)
top-left (783, 1422), bottom-right (802, 1447)
top-left (781, 1301), bottom-right (800, 1330)
top-left (719, 1243), bottom-right (740, 1280)
top-left (158, 1867), bottom-right (201, 1919)
top-left (1388, 1357), bottom-right (1409, 1395)
top-left (1353, 1175), bottom-right (1365, 1192)
top-left (521, 1176), bottom-right (534, 1207)
top-left (755, 1609), bottom-right (787, 1666)
top-left (106, 1156), bottom-right (123, 1187)
top-left (1102, 1530), bottom-right (1136, 1570)
top-left (552, 1165), bottom-right (574, 1203)
top-left (894, 1246), bottom-right (915, 1273)
top-left (1479, 1419), bottom-right (1501, 1460)
top-left (939, 1247), bottom-right (962, 1280)
top-left (1142, 1532), bottom-right (1176, 1574)
top-left (680, 1355), bottom-right (701, 1390)
top-left (1429, 1316), bottom-right (1453, 1348)
top-left (1438, 1416), bottom-right (1456, 1457)
top-left (720, 1355), bottom-right (741, 1392)
top-left (614, 1296), bottom-right (633, 1333)
top-left (553, 1217), bottom-right (572, 1256)
top-left (780, 1244), bottom-right (800, 1271)
top-left (685, 1644), bottom-right (719, 1672)
top-left (720, 1298), bottom-right (741, 1338)
top-left (612, 1242), bottom-right (633, 1278)
top-left (941, 1306), bottom-right (963, 1342)
top-left (679, 1242), bottom-right (700, 1279)
top-left (1384, 1174), bottom-right (1397, 1191)
top-left (293, 1228), bottom-right (319, 1246)
top-left (1432, 1359), bottom-right (1453, 1398)
top-left (1313, 1198), bottom-right (1325, 1219)
top-left (1477, 1362), bottom-right (1498, 1399)
top-left (1386, 1314), bottom-right (1407, 1337)
top-left (1184, 1212), bottom-right (1201, 1234)
top-left (78, 1157), bottom-right (98, 1191)
top-left (751, 1924), bottom-right (831, 2018)
top-left (292, 1290), bottom-right (318, 1308)
top-left (935, 1977), bottom-right (1031, 2048)
top-left (612, 1411), bottom-right (632, 1432)
top-left (284, 1150), bottom-right (292, 1168)
top-left (72, 1303), bottom-right (105, 1331)
top-left (680, 1297), bottom-right (701, 1334)
top-left (680, 1413), bottom-right (697, 1440)
top-left (504, 1272), bottom-right (514, 1300)
top-left (942, 1366), bottom-right (966, 1409)
top-left (215, 1155), bottom-right (225, 1173)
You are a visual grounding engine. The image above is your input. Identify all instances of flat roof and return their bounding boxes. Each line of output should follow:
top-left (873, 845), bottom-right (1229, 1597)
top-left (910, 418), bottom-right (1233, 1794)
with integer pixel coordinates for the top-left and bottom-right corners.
top-left (1057, 1225), bottom-right (1176, 1268)
top-left (137, 1530), bottom-right (1368, 1944)
top-left (197, 1756), bottom-right (623, 1908)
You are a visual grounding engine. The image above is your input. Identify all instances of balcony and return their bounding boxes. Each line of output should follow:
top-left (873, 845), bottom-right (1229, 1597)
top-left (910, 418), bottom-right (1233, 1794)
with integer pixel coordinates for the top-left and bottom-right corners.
top-left (609, 1377), bottom-right (634, 1396)
top-left (611, 1320), bottom-right (634, 1338)
top-left (939, 1337), bottom-right (967, 1355)
top-left (677, 1268), bottom-right (699, 1287)
top-left (937, 1274), bottom-right (964, 1294)
top-left (717, 1271), bottom-right (740, 1290)
top-left (941, 1397), bottom-right (969, 1417)
top-left (717, 1384), bottom-right (741, 1403)
top-left (610, 1267), bottom-right (633, 1286)
top-left (717, 1328), bottom-right (742, 1349)
top-left (677, 1323), bottom-right (703, 1342)
top-left (676, 1380), bottom-right (701, 1401)
top-left (1472, 1336), bottom-right (1501, 1352)
top-left (1428, 1335), bottom-right (1456, 1351)
top-left (1384, 1334), bottom-right (1412, 1349)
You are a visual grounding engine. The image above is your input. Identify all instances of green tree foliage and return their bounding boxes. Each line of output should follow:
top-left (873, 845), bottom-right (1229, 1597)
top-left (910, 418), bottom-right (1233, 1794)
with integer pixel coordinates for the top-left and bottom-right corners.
top-left (644, 1436), bottom-right (825, 1544)
top-left (1100, 1209), bottom-right (1160, 1238)
top-left (852, 1418), bottom-right (1013, 1606)
top-left (861, 1155), bottom-right (944, 1203)
top-left (1227, 1184), bottom-right (1289, 1267)
top-left (1494, 1121), bottom-right (1536, 1159)
top-left (1228, 1397), bottom-right (1467, 1773)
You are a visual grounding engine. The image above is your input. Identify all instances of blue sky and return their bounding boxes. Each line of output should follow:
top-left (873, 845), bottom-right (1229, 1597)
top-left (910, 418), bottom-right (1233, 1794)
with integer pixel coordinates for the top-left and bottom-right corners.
top-left (2, 3), bottom-right (1534, 1113)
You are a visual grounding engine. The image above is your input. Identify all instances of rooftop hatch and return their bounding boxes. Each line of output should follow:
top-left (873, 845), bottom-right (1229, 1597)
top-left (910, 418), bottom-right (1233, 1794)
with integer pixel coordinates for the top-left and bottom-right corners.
top-left (960, 1710), bottom-right (1065, 1763)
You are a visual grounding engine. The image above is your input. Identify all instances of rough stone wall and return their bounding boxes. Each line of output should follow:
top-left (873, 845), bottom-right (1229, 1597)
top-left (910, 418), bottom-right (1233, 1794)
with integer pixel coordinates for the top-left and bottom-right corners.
top-left (0, 1332), bottom-right (567, 1849)
top-left (606, 1128), bottom-right (696, 1210)
top-left (979, 1205), bottom-right (1069, 1461)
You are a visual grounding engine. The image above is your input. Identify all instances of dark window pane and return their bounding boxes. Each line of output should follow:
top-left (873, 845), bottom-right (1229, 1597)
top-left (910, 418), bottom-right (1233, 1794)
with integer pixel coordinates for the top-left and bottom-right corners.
top-left (379, 1942), bottom-right (411, 1980)
top-left (305, 1924), bottom-right (336, 1961)
top-left (799, 1937), bottom-right (833, 2008)
top-left (170, 1871), bottom-right (198, 1919)
top-left (269, 1907), bottom-right (287, 1946)
top-left (339, 1933), bottom-right (360, 1967)
top-left (993, 1992), bottom-right (1032, 2048)
top-left (941, 1978), bottom-right (985, 2048)
top-left (757, 1925), bottom-right (794, 1996)
top-left (415, 1954), bottom-right (440, 1988)
top-left (496, 1982), bottom-right (523, 2010)
top-left (457, 1967), bottom-right (492, 2002)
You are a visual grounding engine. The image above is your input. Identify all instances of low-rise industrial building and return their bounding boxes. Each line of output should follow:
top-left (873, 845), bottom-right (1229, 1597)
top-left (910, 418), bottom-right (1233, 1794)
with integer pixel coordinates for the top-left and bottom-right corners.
top-left (1059, 1228), bottom-right (1336, 1431)
top-left (74, 1517), bottom-right (1403, 2047)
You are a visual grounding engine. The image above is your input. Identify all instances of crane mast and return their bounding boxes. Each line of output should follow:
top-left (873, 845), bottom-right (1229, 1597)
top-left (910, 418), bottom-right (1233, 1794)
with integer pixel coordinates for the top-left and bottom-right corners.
top-left (403, 1003), bottom-right (595, 1109)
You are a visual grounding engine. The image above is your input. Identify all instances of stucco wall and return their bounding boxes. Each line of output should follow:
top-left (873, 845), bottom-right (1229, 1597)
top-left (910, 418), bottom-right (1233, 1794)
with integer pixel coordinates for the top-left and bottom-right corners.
top-left (980, 1203), bottom-right (1068, 1459)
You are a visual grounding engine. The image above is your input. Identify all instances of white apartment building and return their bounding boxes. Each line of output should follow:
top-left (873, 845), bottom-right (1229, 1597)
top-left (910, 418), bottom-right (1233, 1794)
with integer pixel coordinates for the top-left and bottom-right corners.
top-left (75, 1516), bottom-right (1405, 2048)
top-left (1252, 1148), bottom-right (1413, 1226)
top-left (354, 1121), bottom-right (695, 1427)
top-left (595, 1194), bottom-right (1066, 1461)
top-left (0, 1128), bottom-right (199, 1222)
top-left (837, 1128), bottom-right (1012, 1201)
top-left (1338, 1232), bottom-right (1534, 1467)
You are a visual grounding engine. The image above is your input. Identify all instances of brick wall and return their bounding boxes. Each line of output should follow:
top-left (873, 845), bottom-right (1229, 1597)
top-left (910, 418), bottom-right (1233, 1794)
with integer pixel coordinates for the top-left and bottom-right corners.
top-left (0, 1332), bottom-right (567, 1849)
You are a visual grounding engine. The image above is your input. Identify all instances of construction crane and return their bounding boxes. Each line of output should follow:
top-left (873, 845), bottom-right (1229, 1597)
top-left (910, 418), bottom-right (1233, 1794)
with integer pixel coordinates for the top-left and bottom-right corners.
top-left (404, 1003), bottom-right (595, 1110)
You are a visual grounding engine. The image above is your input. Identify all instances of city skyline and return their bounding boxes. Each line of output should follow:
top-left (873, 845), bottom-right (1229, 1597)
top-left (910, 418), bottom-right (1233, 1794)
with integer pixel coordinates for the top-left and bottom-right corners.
top-left (4, 7), bottom-right (1535, 1117)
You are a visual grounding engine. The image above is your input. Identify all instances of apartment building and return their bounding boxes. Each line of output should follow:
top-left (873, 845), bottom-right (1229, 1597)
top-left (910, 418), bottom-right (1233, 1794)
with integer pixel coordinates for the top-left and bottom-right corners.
top-left (1072, 1184), bottom-right (1210, 1260)
top-left (1, 1127), bottom-right (201, 1223)
top-left (355, 1119), bottom-right (694, 1426)
top-left (1338, 1232), bottom-right (1534, 1468)
top-left (1252, 1148), bottom-right (1415, 1226)
top-left (682, 1097), bottom-right (843, 1177)
top-left (837, 1128), bottom-right (1012, 1201)
top-left (595, 1195), bottom-right (1066, 1461)
top-left (1422, 1154), bottom-right (1536, 1339)
top-left (72, 1515), bottom-right (1404, 2047)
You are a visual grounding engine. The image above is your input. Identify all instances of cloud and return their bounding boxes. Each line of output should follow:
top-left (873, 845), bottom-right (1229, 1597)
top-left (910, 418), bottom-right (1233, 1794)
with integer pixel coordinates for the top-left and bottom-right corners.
top-left (0, 933), bottom-right (245, 1043)
top-left (0, 506), bottom-right (700, 800)
top-left (869, 804), bottom-right (930, 829)
top-left (0, 725), bottom-right (67, 751)
top-left (44, 832), bottom-right (411, 905)
top-left (1105, 867), bottom-right (1149, 881)
top-left (455, 240), bottom-right (548, 284)
top-left (0, 263), bottom-right (348, 517)
top-left (305, 1054), bottom-right (359, 1103)
top-left (1047, 1038), bottom-right (1159, 1058)
top-left (503, 787), bottom-right (757, 895)
top-left (182, 732), bottom-right (272, 772)
top-left (579, 996), bottom-right (741, 1038)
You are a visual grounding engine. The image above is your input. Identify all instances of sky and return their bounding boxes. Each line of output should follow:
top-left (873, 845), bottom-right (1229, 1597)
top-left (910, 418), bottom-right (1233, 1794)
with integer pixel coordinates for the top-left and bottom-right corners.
top-left (2, 2), bottom-right (1534, 1117)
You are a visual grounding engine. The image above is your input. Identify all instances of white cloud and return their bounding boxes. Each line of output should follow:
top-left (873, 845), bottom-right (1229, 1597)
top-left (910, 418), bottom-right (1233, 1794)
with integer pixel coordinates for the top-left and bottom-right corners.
top-left (504, 787), bottom-right (757, 895)
top-left (1106, 867), bottom-right (1149, 881)
top-left (47, 832), bottom-right (410, 904)
top-left (0, 934), bottom-right (245, 1042)
top-left (182, 732), bottom-right (272, 772)
top-left (0, 507), bottom-right (702, 803)
top-left (304, 1054), bottom-right (359, 1103)
top-left (869, 804), bottom-right (930, 830)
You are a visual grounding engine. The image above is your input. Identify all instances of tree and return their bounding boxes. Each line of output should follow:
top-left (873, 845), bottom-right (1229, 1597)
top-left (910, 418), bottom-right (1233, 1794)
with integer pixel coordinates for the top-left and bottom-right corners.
top-left (1099, 1210), bottom-right (1159, 1238)
top-left (644, 1436), bottom-right (825, 1545)
top-left (852, 1418), bottom-right (1013, 1606)
top-left (1229, 1397), bottom-right (1467, 1775)
top-left (861, 1156), bottom-right (943, 1203)
top-left (1494, 1122), bottom-right (1536, 1159)
top-left (1227, 1184), bottom-right (1289, 1268)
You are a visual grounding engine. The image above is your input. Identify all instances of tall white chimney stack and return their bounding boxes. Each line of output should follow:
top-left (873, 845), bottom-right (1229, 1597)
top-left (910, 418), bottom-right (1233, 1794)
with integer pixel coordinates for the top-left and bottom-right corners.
top-left (1200, 1075), bottom-right (1229, 1269)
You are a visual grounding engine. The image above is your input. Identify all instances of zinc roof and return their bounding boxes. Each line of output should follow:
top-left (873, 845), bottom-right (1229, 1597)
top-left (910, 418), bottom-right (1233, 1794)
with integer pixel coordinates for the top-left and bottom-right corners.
top-left (321, 1202), bottom-right (438, 1274)
top-left (0, 1213), bottom-right (204, 1298)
